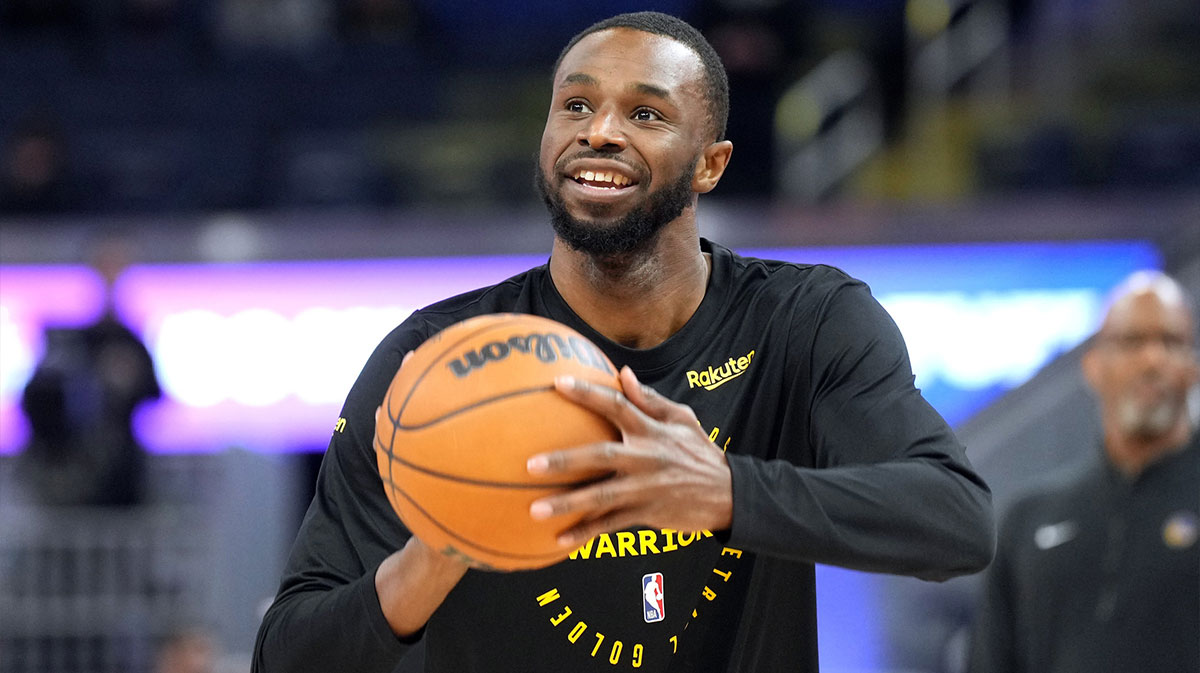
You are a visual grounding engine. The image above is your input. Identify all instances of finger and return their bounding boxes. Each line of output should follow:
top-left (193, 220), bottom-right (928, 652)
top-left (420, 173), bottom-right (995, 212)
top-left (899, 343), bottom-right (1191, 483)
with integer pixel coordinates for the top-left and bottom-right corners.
top-left (554, 374), bottom-right (650, 434)
top-left (527, 440), bottom-right (637, 476)
top-left (528, 473), bottom-right (643, 521)
top-left (555, 509), bottom-right (648, 547)
top-left (618, 366), bottom-right (689, 423)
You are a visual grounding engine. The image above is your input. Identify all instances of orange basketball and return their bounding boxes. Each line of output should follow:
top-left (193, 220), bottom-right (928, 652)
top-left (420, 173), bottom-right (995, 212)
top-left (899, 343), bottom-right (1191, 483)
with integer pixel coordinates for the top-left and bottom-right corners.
top-left (374, 313), bottom-right (621, 570)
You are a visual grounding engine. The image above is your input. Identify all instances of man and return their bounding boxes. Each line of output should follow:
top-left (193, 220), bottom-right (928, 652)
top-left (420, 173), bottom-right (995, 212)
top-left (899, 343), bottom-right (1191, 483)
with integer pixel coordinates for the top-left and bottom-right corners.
top-left (253, 12), bottom-right (993, 672)
top-left (18, 234), bottom-right (160, 506)
top-left (968, 271), bottom-right (1200, 673)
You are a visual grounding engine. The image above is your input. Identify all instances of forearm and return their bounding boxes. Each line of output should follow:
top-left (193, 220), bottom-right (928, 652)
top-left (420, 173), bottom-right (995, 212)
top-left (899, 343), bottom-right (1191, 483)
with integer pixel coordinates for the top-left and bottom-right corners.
top-left (254, 542), bottom-right (469, 673)
top-left (253, 570), bottom-right (411, 673)
top-left (377, 537), bottom-right (470, 637)
top-left (726, 453), bottom-right (994, 580)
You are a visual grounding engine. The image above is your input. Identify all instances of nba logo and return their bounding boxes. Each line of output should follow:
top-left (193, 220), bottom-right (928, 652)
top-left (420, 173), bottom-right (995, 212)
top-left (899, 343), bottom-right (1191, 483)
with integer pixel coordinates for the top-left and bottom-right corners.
top-left (642, 572), bottom-right (664, 623)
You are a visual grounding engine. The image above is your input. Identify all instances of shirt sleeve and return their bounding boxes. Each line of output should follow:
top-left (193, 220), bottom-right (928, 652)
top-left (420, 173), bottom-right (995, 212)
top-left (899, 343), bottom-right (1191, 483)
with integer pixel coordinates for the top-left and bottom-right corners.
top-left (252, 317), bottom-right (431, 673)
top-left (725, 279), bottom-right (995, 580)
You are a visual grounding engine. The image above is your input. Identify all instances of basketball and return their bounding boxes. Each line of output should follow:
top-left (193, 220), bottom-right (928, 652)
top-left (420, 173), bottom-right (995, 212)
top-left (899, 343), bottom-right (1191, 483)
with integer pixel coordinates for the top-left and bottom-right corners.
top-left (374, 313), bottom-right (622, 571)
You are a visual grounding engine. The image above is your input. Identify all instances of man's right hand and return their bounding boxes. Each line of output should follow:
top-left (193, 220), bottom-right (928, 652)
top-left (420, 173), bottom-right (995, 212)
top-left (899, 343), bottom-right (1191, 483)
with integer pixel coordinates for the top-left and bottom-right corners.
top-left (375, 535), bottom-right (470, 637)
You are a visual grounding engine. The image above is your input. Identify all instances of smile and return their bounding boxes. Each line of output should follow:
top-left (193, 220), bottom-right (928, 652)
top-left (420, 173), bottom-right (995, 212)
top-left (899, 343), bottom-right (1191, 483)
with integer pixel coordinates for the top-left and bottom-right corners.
top-left (571, 169), bottom-right (635, 189)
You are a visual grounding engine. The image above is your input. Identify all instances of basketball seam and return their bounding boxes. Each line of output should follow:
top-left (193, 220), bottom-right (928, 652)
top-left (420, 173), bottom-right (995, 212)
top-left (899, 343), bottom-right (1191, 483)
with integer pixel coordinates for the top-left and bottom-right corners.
top-left (396, 384), bottom-right (553, 430)
top-left (380, 316), bottom-right (525, 496)
top-left (391, 314), bottom-right (527, 429)
top-left (374, 431), bottom-right (598, 489)
top-left (380, 473), bottom-right (569, 563)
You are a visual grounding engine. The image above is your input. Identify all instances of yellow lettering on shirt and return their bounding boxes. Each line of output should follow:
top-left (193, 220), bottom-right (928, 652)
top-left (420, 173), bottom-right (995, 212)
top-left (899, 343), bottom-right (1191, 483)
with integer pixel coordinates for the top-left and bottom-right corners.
top-left (662, 530), bottom-right (678, 552)
top-left (615, 531), bottom-right (637, 557)
top-left (594, 534), bottom-right (617, 559)
top-left (550, 606), bottom-right (572, 627)
top-left (638, 529), bottom-right (659, 555)
top-left (609, 641), bottom-right (623, 664)
top-left (566, 529), bottom-right (714, 560)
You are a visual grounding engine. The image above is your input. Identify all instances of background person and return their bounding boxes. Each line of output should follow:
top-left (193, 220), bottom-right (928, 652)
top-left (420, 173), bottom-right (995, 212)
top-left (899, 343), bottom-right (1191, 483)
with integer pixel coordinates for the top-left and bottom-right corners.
top-left (967, 270), bottom-right (1200, 673)
top-left (16, 234), bottom-right (161, 506)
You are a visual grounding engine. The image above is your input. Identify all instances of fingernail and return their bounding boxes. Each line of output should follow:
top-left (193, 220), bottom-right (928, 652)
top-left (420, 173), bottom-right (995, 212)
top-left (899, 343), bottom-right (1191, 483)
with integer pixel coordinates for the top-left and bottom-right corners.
top-left (530, 501), bottom-right (553, 520)
top-left (527, 455), bottom-right (549, 473)
top-left (557, 532), bottom-right (575, 546)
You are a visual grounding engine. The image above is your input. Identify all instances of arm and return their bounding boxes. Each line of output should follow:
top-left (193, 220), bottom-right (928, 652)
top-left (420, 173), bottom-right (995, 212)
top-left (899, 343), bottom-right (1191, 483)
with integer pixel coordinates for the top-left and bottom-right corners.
top-left (253, 320), bottom-right (467, 673)
top-left (527, 281), bottom-right (993, 580)
top-left (726, 281), bottom-right (994, 579)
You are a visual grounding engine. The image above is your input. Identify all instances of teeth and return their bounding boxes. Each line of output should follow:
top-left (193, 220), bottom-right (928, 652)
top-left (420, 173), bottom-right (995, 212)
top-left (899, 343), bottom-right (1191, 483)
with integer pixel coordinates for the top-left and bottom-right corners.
top-left (572, 169), bottom-right (632, 187)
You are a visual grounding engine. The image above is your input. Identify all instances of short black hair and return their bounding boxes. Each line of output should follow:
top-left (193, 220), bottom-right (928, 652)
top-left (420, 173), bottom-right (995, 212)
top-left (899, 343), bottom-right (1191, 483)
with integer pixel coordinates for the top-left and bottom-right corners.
top-left (552, 11), bottom-right (730, 143)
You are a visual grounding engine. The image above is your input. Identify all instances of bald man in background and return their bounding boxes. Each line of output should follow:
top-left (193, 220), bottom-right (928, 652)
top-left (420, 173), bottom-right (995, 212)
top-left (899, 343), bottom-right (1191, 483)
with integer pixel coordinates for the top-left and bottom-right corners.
top-left (968, 271), bottom-right (1199, 673)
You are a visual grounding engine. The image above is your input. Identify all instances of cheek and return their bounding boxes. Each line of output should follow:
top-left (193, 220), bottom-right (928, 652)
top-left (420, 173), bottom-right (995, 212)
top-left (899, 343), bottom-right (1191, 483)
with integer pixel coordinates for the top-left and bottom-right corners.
top-left (1173, 360), bottom-right (1200, 388)
top-left (538, 130), bottom-right (554, 169)
top-left (1093, 363), bottom-right (1130, 400)
top-left (539, 125), bottom-right (570, 175)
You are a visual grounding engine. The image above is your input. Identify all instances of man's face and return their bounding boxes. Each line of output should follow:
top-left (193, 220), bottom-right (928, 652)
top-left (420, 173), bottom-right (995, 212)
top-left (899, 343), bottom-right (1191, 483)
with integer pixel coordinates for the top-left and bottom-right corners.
top-left (1088, 290), bottom-right (1198, 440)
top-left (537, 28), bottom-right (711, 257)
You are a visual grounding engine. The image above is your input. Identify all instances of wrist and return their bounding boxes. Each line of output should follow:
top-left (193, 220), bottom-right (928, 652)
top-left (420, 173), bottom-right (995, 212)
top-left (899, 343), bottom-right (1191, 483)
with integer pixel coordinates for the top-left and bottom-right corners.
top-left (375, 537), bottom-right (469, 637)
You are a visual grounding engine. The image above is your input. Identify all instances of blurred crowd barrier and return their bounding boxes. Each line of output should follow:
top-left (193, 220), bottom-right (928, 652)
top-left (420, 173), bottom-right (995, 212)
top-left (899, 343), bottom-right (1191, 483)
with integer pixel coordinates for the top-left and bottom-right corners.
top-left (0, 506), bottom-right (209, 673)
top-left (0, 452), bottom-right (304, 673)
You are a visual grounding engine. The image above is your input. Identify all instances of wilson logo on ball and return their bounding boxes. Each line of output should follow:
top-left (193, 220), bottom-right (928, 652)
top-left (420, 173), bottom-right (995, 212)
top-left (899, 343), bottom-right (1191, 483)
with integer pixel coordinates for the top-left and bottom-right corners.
top-left (447, 332), bottom-right (615, 379)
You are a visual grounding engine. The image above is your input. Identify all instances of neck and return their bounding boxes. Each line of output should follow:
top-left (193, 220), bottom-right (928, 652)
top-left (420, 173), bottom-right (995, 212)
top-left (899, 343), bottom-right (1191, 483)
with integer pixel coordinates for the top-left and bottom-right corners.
top-left (1104, 419), bottom-right (1192, 478)
top-left (548, 226), bottom-right (709, 350)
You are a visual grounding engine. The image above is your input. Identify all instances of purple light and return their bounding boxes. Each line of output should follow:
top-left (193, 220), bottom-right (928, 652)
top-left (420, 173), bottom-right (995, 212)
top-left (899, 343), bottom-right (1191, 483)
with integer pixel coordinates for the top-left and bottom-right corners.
top-left (0, 266), bottom-right (105, 452)
top-left (63, 256), bottom-right (541, 454)
top-left (0, 242), bottom-right (1156, 455)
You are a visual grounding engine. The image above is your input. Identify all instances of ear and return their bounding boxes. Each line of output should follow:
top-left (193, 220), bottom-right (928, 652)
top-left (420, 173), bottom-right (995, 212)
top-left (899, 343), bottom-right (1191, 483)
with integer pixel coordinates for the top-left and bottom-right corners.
top-left (693, 140), bottom-right (733, 194)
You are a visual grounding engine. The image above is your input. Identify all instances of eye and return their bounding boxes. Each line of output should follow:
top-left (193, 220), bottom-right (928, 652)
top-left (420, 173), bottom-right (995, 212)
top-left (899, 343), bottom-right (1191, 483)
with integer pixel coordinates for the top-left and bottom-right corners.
top-left (566, 100), bottom-right (592, 114)
top-left (632, 108), bottom-right (662, 122)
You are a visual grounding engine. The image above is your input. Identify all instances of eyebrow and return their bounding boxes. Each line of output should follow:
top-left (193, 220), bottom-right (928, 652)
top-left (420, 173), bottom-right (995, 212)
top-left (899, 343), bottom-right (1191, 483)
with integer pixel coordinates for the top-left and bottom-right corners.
top-left (559, 72), bottom-right (598, 89)
top-left (632, 82), bottom-right (672, 103)
top-left (558, 73), bottom-right (675, 104)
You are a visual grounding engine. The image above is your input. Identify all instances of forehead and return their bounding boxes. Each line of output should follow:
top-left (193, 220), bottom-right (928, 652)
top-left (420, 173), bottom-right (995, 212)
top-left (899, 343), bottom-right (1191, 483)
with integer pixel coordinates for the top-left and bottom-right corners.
top-left (554, 28), bottom-right (705, 97)
top-left (1103, 290), bottom-right (1194, 338)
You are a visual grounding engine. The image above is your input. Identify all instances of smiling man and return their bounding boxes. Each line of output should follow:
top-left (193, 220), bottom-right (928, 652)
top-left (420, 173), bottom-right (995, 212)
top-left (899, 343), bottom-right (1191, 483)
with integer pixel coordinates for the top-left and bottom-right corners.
top-left (253, 12), bottom-right (994, 673)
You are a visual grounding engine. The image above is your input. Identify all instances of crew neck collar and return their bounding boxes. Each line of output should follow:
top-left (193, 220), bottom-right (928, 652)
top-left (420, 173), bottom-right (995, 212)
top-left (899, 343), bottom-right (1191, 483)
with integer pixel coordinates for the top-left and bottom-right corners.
top-left (539, 238), bottom-right (733, 374)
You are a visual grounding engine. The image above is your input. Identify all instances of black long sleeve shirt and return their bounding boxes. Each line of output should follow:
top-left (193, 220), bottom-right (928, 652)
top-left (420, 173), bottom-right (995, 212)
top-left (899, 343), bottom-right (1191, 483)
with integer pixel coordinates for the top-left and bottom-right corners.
top-left (969, 439), bottom-right (1200, 673)
top-left (254, 239), bottom-right (994, 672)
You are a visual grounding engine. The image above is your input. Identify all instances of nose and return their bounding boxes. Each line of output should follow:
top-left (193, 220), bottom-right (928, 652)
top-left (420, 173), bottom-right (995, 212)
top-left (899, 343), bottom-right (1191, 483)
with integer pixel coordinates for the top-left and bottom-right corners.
top-left (1128, 335), bottom-right (1183, 377)
top-left (578, 110), bottom-right (626, 152)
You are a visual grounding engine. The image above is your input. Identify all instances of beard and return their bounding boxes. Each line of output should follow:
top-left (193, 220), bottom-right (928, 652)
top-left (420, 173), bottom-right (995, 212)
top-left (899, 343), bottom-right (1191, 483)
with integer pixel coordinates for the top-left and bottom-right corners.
top-left (535, 155), bottom-right (696, 258)
top-left (1116, 391), bottom-right (1183, 439)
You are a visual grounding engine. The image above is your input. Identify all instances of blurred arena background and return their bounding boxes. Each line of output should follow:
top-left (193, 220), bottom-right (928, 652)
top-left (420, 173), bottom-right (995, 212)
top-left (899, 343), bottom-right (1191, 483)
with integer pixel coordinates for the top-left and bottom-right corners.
top-left (0, 0), bottom-right (1197, 672)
